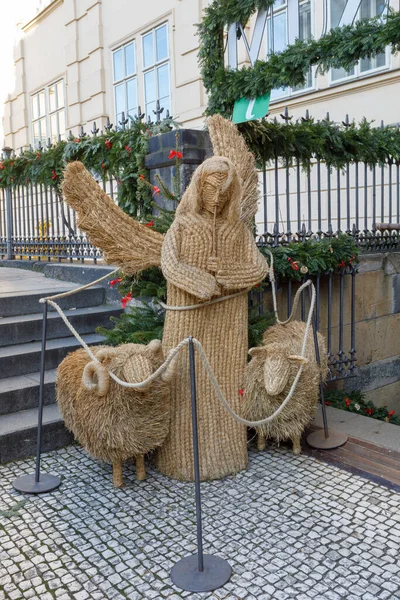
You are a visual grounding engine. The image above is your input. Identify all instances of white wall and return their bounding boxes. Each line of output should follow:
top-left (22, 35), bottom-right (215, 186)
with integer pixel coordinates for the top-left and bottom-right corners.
top-left (3, 0), bottom-right (400, 151)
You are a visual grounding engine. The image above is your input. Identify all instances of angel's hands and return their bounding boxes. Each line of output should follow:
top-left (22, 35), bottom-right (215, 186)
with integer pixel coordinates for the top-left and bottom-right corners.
top-left (207, 256), bottom-right (219, 273)
top-left (202, 277), bottom-right (221, 300)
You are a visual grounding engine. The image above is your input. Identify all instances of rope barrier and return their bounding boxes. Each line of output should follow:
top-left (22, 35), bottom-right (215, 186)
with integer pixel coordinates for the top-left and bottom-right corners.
top-left (157, 287), bottom-right (251, 311)
top-left (265, 248), bottom-right (312, 326)
top-left (41, 257), bottom-right (316, 426)
top-left (39, 268), bottom-right (120, 303)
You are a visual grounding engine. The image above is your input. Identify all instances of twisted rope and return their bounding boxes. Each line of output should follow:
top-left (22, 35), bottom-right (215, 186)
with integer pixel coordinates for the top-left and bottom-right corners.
top-left (39, 268), bottom-right (120, 303)
top-left (42, 262), bottom-right (316, 425)
top-left (157, 287), bottom-right (251, 311)
top-left (265, 248), bottom-right (311, 326)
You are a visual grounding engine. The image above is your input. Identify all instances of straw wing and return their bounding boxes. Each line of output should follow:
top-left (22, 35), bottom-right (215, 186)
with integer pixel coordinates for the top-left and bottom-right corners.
top-left (207, 115), bottom-right (259, 230)
top-left (62, 162), bottom-right (163, 274)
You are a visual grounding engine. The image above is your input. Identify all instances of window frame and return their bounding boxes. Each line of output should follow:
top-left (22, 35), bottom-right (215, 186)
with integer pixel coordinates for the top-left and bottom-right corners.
top-left (31, 79), bottom-right (66, 148)
top-left (267, 0), bottom-right (315, 104)
top-left (141, 22), bottom-right (171, 120)
top-left (112, 40), bottom-right (138, 126)
top-left (328, 0), bottom-right (390, 86)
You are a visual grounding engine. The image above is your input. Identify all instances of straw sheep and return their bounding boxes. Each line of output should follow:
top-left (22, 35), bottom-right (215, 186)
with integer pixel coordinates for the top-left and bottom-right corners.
top-left (56, 340), bottom-right (175, 487)
top-left (242, 321), bottom-right (328, 454)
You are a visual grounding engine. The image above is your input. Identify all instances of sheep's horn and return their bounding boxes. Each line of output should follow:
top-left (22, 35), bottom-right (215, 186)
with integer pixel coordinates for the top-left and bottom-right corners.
top-left (96, 348), bottom-right (117, 362)
top-left (248, 347), bottom-right (265, 357)
top-left (288, 354), bottom-right (309, 365)
top-left (82, 361), bottom-right (110, 396)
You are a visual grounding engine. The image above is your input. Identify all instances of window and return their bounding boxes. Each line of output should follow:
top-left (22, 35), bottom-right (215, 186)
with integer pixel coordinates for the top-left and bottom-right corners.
top-left (32, 90), bottom-right (47, 148)
top-left (266, 1), bottom-right (313, 101)
top-left (31, 80), bottom-right (65, 148)
top-left (331, 0), bottom-right (387, 82)
top-left (142, 24), bottom-right (170, 119)
top-left (113, 42), bottom-right (138, 125)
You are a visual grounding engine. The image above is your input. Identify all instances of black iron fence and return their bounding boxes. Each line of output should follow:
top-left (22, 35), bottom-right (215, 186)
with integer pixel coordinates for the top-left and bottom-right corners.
top-left (259, 158), bottom-right (399, 250)
top-left (1, 111), bottom-right (398, 383)
top-left (1, 113), bottom-right (399, 262)
top-left (0, 178), bottom-right (114, 263)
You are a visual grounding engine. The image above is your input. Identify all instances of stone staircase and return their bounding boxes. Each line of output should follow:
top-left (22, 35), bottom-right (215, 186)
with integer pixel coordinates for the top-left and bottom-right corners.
top-left (0, 268), bottom-right (122, 463)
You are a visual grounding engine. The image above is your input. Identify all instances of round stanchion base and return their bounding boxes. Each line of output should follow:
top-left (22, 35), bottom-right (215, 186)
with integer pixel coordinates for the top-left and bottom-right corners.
top-left (171, 554), bottom-right (232, 592)
top-left (307, 429), bottom-right (348, 450)
top-left (13, 473), bottom-right (61, 495)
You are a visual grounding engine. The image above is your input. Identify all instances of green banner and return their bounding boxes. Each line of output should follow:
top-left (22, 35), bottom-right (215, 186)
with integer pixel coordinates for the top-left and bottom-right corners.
top-left (232, 93), bottom-right (271, 124)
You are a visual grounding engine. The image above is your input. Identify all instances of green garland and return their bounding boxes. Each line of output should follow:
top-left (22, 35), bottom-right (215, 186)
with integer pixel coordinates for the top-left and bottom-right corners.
top-left (198, 1), bottom-right (400, 116)
top-left (0, 116), bottom-right (175, 218)
top-left (2, 115), bottom-right (399, 196)
top-left (238, 117), bottom-right (400, 170)
top-left (264, 234), bottom-right (359, 282)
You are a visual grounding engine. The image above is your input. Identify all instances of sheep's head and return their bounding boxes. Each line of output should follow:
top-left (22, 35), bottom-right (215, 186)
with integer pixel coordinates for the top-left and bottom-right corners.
top-left (249, 343), bottom-right (309, 396)
top-left (82, 339), bottom-right (175, 396)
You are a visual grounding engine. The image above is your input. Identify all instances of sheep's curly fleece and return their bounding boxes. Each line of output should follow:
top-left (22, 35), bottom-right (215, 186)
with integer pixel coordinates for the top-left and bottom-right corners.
top-left (56, 343), bottom-right (170, 463)
top-left (242, 321), bottom-right (328, 443)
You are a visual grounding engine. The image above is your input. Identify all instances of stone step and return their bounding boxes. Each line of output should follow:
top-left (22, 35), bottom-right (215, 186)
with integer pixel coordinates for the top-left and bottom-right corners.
top-left (0, 305), bottom-right (122, 347)
top-left (0, 334), bottom-right (104, 379)
top-left (0, 285), bottom-right (105, 318)
top-left (0, 403), bottom-right (73, 464)
top-left (0, 370), bottom-right (57, 416)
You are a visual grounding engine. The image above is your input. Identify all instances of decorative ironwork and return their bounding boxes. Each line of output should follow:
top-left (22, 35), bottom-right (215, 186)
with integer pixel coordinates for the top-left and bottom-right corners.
top-left (259, 108), bottom-right (399, 251)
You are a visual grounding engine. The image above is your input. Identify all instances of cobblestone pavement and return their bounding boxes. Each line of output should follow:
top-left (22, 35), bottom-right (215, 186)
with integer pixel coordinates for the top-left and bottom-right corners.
top-left (0, 445), bottom-right (399, 600)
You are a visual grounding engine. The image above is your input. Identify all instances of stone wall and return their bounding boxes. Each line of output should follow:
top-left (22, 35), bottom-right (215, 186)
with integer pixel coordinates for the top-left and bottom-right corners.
top-left (339, 252), bottom-right (400, 410)
top-left (269, 253), bottom-right (400, 411)
top-left (145, 129), bottom-right (212, 211)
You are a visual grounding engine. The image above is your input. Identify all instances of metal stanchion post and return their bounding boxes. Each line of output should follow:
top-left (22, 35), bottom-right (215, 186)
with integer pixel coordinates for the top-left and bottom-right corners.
top-left (306, 289), bottom-right (348, 450)
top-left (170, 337), bottom-right (231, 592)
top-left (13, 300), bottom-right (61, 494)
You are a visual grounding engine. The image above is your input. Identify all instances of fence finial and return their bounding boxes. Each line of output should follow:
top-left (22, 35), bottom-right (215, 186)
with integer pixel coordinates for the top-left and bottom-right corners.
top-left (153, 100), bottom-right (164, 124)
top-left (119, 112), bottom-right (129, 130)
top-left (105, 117), bottom-right (113, 132)
top-left (280, 106), bottom-right (292, 123)
top-left (342, 114), bottom-right (350, 127)
top-left (135, 106), bottom-right (145, 121)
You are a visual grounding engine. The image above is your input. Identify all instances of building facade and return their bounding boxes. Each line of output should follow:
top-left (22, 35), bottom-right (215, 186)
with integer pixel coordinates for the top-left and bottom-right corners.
top-left (3, 0), bottom-right (400, 152)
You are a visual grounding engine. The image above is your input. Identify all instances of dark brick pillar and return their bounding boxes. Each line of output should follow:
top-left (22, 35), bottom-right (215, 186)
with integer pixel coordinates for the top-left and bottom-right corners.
top-left (144, 129), bottom-right (212, 211)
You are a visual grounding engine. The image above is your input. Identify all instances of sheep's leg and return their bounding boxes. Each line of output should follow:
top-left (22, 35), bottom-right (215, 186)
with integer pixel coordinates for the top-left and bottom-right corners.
top-left (257, 432), bottom-right (267, 452)
top-left (292, 435), bottom-right (301, 455)
top-left (136, 454), bottom-right (146, 481)
top-left (112, 460), bottom-right (124, 488)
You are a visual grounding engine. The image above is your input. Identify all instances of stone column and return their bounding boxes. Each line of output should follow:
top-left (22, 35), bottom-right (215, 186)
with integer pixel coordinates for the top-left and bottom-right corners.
top-left (145, 128), bottom-right (212, 211)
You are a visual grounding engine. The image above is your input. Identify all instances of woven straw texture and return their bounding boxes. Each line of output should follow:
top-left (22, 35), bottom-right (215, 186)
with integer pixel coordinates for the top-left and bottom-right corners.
top-left (60, 117), bottom-right (268, 481)
top-left (56, 343), bottom-right (170, 464)
top-left (157, 156), bottom-right (268, 481)
top-left (62, 162), bottom-right (164, 275)
top-left (242, 321), bottom-right (328, 448)
top-left (207, 115), bottom-right (259, 230)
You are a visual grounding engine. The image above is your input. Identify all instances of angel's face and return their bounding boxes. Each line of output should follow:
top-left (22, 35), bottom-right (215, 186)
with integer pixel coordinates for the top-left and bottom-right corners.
top-left (201, 171), bottom-right (229, 215)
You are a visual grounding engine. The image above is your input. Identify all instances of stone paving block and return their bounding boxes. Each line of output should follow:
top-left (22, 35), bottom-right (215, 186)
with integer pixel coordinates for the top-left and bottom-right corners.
top-left (0, 445), bottom-right (399, 599)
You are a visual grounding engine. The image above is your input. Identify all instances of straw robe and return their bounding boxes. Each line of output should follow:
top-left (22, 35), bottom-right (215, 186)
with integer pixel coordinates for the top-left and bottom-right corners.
top-left (157, 158), bottom-right (267, 480)
top-left (61, 115), bottom-right (267, 481)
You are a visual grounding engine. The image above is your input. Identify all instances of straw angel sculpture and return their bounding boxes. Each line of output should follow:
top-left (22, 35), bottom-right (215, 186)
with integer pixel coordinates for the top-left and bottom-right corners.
top-left (62, 115), bottom-right (268, 481)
